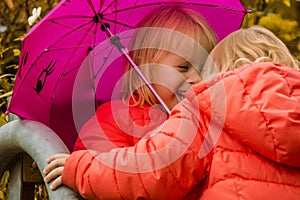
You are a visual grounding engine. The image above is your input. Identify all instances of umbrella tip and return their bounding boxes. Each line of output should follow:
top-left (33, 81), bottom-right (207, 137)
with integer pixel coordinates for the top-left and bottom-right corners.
top-left (246, 9), bottom-right (253, 13)
top-left (5, 110), bottom-right (9, 115)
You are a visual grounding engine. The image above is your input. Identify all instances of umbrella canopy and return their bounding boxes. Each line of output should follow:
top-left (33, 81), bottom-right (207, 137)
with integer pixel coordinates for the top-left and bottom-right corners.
top-left (7, 0), bottom-right (250, 150)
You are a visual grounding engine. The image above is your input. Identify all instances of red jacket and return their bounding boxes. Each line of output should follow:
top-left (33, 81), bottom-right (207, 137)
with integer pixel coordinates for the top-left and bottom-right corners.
top-left (62, 62), bottom-right (300, 199)
top-left (73, 98), bottom-right (168, 151)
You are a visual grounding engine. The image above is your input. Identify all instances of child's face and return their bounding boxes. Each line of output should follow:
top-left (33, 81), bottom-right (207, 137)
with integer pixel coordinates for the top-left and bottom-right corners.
top-left (151, 53), bottom-right (201, 110)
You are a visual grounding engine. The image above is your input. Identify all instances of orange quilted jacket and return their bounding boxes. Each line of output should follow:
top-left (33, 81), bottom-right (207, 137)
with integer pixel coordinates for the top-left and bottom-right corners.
top-left (62, 62), bottom-right (300, 199)
top-left (73, 99), bottom-right (167, 151)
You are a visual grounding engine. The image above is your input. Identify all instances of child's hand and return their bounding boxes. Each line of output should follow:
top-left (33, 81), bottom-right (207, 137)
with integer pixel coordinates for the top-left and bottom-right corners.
top-left (43, 153), bottom-right (70, 190)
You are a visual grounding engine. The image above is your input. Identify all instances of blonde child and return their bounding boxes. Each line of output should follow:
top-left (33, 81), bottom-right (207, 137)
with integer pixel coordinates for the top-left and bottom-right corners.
top-left (201, 25), bottom-right (298, 78)
top-left (44, 26), bottom-right (300, 199)
top-left (73, 5), bottom-right (217, 152)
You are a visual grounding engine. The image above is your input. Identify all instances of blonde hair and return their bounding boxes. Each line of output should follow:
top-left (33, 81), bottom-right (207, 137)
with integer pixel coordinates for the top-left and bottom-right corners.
top-left (121, 5), bottom-right (217, 107)
top-left (202, 25), bottom-right (299, 78)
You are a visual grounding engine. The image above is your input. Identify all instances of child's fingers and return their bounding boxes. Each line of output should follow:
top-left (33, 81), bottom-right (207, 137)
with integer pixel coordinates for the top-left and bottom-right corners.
top-left (46, 153), bottom-right (69, 163)
top-left (43, 157), bottom-right (66, 175)
top-left (44, 166), bottom-right (64, 183)
top-left (50, 176), bottom-right (62, 191)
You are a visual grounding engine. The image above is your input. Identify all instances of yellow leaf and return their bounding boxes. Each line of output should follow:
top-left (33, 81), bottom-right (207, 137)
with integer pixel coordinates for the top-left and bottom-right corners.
top-left (5, 0), bottom-right (14, 9)
top-left (13, 49), bottom-right (21, 56)
top-left (0, 191), bottom-right (6, 200)
top-left (0, 170), bottom-right (9, 200)
top-left (283, 0), bottom-right (291, 7)
top-left (0, 171), bottom-right (9, 190)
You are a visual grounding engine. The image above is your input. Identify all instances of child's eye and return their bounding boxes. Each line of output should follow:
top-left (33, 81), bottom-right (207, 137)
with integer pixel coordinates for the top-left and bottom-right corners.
top-left (177, 65), bottom-right (190, 72)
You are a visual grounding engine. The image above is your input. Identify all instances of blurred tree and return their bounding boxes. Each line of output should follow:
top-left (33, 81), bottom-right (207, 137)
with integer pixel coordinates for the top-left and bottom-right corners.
top-left (241, 0), bottom-right (300, 59)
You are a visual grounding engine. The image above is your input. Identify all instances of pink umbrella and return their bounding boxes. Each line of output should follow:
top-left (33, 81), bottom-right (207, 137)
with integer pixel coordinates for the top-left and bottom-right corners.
top-left (7, 0), bottom-right (250, 150)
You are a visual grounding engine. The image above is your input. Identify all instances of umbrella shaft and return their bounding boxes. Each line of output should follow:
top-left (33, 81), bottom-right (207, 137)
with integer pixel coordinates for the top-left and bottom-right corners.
top-left (121, 48), bottom-right (171, 115)
top-left (103, 26), bottom-right (171, 114)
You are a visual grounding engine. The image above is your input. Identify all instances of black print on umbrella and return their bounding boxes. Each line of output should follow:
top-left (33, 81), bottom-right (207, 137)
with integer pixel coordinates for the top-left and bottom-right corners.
top-left (18, 50), bottom-right (29, 78)
top-left (33, 59), bottom-right (56, 95)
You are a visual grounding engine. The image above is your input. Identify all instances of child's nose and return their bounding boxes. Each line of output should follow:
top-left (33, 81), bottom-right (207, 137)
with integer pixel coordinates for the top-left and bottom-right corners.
top-left (187, 73), bottom-right (201, 85)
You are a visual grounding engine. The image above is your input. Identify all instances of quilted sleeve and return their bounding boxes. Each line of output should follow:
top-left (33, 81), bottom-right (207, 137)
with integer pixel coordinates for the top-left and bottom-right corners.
top-left (62, 98), bottom-right (212, 199)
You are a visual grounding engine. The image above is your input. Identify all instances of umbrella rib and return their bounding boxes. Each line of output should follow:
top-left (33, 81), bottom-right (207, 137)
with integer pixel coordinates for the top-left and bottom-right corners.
top-left (49, 15), bottom-right (93, 20)
top-left (63, 40), bottom-right (115, 77)
top-left (107, 2), bottom-right (247, 15)
top-left (86, 0), bottom-right (98, 16)
top-left (113, 1), bottom-right (118, 35)
top-left (100, 0), bottom-right (118, 13)
top-left (100, 2), bottom-right (249, 35)
top-left (45, 21), bottom-right (92, 50)
top-left (46, 20), bottom-right (105, 51)
top-left (45, 44), bottom-right (101, 52)
top-left (117, 0), bottom-right (139, 33)
top-left (94, 45), bottom-right (116, 79)
top-left (62, 22), bottom-right (99, 76)
top-left (99, 0), bottom-right (103, 13)
top-left (86, 20), bottom-right (101, 84)
top-left (104, 19), bottom-right (133, 29)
